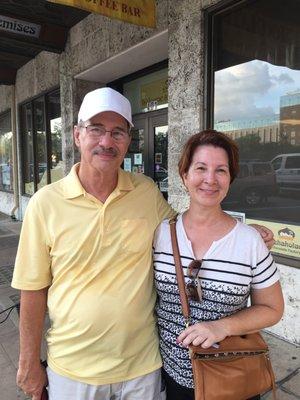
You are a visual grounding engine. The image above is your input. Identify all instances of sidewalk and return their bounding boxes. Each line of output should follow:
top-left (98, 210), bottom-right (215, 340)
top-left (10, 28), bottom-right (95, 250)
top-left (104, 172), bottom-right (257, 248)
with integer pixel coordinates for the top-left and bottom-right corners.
top-left (0, 212), bottom-right (299, 400)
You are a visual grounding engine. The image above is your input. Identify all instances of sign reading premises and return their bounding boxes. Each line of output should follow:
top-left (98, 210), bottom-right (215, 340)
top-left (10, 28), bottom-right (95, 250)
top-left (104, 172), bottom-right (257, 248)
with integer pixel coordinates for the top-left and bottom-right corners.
top-left (47, 0), bottom-right (156, 28)
top-left (0, 15), bottom-right (41, 38)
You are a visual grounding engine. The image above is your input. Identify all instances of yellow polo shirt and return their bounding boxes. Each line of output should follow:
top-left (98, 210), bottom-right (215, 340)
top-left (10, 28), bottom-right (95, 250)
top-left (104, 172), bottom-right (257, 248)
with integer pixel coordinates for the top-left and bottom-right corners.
top-left (12, 164), bottom-right (173, 384)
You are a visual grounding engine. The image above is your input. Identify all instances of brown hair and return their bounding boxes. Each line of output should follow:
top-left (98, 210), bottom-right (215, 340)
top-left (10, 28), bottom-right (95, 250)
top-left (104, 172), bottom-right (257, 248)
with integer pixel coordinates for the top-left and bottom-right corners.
top-left (178, 129), bottom-right (239, 183)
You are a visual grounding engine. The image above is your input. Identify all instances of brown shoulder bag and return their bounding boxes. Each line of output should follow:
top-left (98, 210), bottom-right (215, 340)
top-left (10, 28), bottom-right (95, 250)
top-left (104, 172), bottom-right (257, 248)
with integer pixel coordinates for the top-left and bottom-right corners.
top-left (169, 217), bottom-right (277, 400)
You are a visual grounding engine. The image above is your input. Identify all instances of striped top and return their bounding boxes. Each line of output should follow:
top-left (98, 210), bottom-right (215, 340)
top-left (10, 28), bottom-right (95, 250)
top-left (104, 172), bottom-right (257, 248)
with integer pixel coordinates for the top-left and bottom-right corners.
top-left (153, 214), bottom-right (280, 388)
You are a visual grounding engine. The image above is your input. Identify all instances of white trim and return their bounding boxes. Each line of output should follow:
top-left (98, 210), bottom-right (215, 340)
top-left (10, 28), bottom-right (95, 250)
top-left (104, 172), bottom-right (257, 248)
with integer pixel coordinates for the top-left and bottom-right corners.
top-left (75, 30), bottom-right (168, 84)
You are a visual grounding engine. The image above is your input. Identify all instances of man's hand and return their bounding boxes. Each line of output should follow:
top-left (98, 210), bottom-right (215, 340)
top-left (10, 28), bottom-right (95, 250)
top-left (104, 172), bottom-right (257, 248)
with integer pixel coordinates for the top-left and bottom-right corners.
top-left (176, 320), bottom-right (229, 349)
top-left (250, 224), bottom-right (275, 249)
top-left (17, 361), bottom-right (47, 400)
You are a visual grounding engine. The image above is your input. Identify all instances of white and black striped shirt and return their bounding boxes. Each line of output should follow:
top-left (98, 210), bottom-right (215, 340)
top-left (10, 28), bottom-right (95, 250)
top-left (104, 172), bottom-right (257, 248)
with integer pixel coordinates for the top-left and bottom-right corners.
top-left (153, 215), bottom-right (280, 389)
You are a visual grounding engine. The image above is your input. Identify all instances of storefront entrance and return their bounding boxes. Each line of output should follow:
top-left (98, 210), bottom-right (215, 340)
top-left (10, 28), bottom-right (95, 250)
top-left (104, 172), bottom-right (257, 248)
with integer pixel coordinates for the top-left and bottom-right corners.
top-left (123, 108), bottom-right (168, 199)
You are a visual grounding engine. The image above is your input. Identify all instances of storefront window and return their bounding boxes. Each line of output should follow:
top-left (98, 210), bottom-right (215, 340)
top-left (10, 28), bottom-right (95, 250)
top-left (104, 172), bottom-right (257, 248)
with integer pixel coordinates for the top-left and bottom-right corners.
top-left (0, 112), bottom-right (13, 192)
top-left (20, 89), bottom-right (61, 195)
top-left (48, 91), bottom-right (63, 186)
top-left (21, 104), bottom-right (34, 195)
top-left (34, 98), bottom-right (47, 190)
top-left (208, 0), bottom-right (300, 261)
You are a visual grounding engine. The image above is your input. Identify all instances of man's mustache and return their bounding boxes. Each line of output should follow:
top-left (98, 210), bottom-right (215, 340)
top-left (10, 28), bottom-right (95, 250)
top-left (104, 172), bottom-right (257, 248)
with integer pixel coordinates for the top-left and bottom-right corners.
top-left (92, 147), bottom-right (118, 157)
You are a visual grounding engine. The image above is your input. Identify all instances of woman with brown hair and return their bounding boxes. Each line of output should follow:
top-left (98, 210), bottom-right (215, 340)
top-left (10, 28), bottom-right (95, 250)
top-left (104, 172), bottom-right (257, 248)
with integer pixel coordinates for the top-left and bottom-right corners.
top-left (153, 130), bottom-right (284, 400)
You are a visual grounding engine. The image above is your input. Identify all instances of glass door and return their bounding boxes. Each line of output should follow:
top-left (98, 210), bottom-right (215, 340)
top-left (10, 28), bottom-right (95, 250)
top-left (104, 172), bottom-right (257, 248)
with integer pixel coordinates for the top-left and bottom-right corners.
top-left (123, 116), bottom-right (147, 175)
top-left (124, 109), bottom-right (168, 198)
top-left (150, 113), bottom-right (168, 199)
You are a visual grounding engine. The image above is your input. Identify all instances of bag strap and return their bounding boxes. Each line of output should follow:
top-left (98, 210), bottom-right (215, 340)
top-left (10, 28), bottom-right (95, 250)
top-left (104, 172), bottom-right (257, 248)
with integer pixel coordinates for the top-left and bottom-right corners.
top-left (169, 216), bottom-right (191, 327)
top-left (266, 356), bottom-right (277, 400)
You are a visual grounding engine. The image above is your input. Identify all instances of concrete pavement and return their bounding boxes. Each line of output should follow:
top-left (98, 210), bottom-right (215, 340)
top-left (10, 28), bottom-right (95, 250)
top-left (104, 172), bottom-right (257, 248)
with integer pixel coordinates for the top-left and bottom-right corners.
top-left (0, 212), bottom-right (299, 400)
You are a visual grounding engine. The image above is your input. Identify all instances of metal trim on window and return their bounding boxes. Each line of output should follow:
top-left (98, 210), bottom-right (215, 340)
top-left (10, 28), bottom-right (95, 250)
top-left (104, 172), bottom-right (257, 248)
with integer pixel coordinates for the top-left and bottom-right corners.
top-left (19, 87), bottom-right (60, 196)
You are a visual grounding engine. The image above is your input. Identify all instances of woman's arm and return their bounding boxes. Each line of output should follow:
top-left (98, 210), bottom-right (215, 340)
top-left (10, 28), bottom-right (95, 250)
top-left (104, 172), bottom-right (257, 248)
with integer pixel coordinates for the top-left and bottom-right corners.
top-left (177, 281), bottom-right (284, 349)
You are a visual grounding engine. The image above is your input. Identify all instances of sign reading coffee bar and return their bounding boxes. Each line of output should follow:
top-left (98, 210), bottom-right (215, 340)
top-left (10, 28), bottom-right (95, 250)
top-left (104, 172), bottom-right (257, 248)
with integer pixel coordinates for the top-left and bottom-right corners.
top-left (0, 15), bottom-right (41, 38)
top-left (247, 219), bottom-right (300, 260)
top-left (47, 0), bottom-right (156, 28)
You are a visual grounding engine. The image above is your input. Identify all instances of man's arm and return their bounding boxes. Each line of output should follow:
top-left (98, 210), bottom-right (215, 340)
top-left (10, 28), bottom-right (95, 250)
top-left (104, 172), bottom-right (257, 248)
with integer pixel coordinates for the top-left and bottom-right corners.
top-left (250, 224), bottom-right (274, 249)
top-left (17, 288), bottom-right (48, 400)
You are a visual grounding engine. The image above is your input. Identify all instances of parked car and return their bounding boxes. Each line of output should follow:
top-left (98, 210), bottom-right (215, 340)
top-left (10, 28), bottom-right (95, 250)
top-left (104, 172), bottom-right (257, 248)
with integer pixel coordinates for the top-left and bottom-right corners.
top-left (271, 153), bottom-right (300, 193)
top-left (223, 161), bottom-right (278, 207)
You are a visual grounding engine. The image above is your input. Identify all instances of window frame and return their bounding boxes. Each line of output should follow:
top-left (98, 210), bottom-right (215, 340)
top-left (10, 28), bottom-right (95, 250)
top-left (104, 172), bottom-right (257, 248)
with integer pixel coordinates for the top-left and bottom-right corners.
top-left (19, 86), bottom-right (60, 196)
top-left (0, 109), bottom-right (13, 193)
top-left (204, 0), bottom-right (300, 268)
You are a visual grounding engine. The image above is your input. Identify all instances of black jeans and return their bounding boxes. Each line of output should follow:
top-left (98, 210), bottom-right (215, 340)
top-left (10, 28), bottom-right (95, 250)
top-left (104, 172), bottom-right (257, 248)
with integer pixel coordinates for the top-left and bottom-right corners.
top-left (162, 369), bottom-right (261, 400)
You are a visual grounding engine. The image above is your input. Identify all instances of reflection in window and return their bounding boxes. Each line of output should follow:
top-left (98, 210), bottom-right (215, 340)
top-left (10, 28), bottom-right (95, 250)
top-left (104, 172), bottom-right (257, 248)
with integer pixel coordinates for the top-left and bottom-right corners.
top-left (123, 68), bottom-right (168, 114)
top-left (124, 128), bottom-right (145, 174)
top-left (211, 0), bottom-right (300, 226)
top-left (34, 98), bottom-right (47, 190)
top-left (22, 104), bottom-right (34, 195)
top-left (48, 91), bottom-right (62, 184)
top-left (20, 89), bottom-right (61, 195)
top-left (154, 125), bottom-right (168, 200)
top-left (0, 112), bottom-right (13, 192)
top-left (285, 156), bottom-right (300, 169)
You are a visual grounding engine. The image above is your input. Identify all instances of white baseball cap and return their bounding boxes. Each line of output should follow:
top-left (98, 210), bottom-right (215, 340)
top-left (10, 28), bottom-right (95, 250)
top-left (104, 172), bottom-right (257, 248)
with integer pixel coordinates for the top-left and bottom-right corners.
top-left (77, 87), bottom-right (133, 127)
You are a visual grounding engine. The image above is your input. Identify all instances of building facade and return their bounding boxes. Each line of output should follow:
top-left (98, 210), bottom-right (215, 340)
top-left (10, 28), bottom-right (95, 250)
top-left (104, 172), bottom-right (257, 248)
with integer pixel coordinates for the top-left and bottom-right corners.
top-left (0, 0), bottom-right (299, 344)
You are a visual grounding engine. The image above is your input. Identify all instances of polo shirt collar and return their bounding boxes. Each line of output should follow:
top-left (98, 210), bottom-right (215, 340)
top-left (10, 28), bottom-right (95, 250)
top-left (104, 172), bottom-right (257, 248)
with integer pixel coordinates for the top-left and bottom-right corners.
top-left (63, 163), bottom-right (134, 199)
top-left (117, 168), bottom-right (134, 191)
top-left (63, 163), bottom-right (85, 199)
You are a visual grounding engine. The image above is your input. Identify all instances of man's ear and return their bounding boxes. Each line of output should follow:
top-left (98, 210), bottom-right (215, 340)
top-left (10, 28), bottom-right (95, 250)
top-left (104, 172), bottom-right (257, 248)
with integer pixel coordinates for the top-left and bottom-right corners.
top-left (74, 126), bottom-right (81, 147)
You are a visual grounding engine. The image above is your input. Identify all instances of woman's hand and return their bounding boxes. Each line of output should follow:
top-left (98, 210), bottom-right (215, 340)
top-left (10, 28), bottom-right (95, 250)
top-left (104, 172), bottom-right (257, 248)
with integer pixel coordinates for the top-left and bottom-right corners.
top-left (177, 320), bottom-right (229, 349)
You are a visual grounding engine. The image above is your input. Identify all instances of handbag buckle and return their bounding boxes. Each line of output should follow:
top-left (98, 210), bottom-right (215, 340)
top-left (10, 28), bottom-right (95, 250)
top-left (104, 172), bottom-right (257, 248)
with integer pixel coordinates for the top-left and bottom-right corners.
top-left (185, 317), bottom-right (191, 328)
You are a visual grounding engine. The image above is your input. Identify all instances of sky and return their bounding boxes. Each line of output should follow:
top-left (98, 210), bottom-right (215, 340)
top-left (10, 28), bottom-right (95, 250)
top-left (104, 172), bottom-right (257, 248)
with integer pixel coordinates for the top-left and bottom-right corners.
top-left (214, 60), bottom-right (300, 123)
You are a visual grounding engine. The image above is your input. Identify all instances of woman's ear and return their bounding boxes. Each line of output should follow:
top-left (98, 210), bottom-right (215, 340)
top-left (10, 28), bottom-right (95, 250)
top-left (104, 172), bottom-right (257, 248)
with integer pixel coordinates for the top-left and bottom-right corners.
top-left (182, 173), bottom-right (188, 192)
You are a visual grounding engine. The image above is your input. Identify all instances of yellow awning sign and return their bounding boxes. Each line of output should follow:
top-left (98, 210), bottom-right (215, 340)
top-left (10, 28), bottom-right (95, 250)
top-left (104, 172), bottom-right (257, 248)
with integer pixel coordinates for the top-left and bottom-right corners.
top-left (47, 0), bottom-right (156, 28)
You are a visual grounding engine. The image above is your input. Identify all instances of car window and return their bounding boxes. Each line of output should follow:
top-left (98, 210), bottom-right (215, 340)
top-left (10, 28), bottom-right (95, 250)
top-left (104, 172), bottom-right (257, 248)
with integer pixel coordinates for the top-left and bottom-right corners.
top-left (285, 156), bottom-right (300, 169)
top-left (271, 157), bottom-right (282, 170)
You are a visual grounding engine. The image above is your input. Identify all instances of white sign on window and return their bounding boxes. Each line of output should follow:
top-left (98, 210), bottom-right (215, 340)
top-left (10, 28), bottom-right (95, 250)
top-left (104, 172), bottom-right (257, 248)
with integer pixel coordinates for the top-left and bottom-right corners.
top-left (134, 153), bottom-right (143, 165)
top-left (124, 158), bottom-right (131, 172)
top-left (224, 210), bottom-right (246, 223)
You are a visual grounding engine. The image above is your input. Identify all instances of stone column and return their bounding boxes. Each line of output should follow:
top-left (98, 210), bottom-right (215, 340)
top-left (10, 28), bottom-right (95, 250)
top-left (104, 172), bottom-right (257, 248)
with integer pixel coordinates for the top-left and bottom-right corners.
top-left (168, 0), bottom-right (204, 211)
top-left (59, 53), bottom-right (101, 174)
top-left (59, 52), bottom-right (76, 175)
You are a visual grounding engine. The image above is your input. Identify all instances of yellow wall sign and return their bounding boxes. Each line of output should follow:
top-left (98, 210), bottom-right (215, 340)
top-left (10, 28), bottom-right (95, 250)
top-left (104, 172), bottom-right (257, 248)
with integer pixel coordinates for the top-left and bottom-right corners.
top-left (247, 218), bottom-right (300, 260)
top-left (47, 0), bottom-right (156, 28)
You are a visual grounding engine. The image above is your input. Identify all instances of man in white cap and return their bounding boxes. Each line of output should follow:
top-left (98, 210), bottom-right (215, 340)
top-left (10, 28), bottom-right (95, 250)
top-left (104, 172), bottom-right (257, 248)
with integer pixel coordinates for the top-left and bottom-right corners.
top-left (12, 87), bottom-right (173, 400)
top-left (12, 87), bottom-right (274, 400)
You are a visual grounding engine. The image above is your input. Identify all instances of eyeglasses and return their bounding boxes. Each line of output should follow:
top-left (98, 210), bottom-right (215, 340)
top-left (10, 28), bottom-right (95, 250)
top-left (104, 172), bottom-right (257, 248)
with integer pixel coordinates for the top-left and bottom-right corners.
top-left (186, 260), bottom-right (202, 302)
top-left (83, 124), bottom-right (130, 143)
